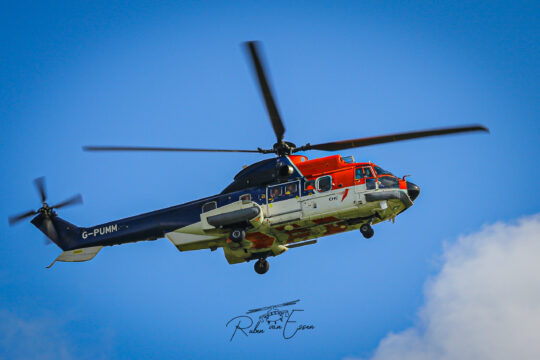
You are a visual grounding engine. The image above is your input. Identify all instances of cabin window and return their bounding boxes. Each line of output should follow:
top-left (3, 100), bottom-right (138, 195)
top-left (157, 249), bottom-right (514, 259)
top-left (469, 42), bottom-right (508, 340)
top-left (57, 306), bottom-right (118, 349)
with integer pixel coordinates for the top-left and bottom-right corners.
top-left (284, 182), bottom-right (298, 195)
top-left (239, 194), bottom-right (251, 203)
top-left (202, 201), bottom-right (217, 213)
top-left (269, 186), bottom-right (282, 200)
top-left (316, 176), bottom-right (332, 192)
top-left (304, 180), bottom-right (315, 191)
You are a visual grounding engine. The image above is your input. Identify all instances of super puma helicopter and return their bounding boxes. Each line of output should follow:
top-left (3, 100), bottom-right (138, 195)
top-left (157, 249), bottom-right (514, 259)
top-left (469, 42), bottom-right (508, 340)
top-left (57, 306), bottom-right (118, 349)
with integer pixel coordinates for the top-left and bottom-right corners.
top-left (9, 42), bottom-right (488, 274)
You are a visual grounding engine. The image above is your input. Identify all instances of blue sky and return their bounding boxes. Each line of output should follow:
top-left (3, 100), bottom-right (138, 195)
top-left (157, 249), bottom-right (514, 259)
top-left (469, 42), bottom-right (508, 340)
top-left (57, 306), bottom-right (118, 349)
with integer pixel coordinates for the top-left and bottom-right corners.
top-left (1, 1), bottom-right (538, 359)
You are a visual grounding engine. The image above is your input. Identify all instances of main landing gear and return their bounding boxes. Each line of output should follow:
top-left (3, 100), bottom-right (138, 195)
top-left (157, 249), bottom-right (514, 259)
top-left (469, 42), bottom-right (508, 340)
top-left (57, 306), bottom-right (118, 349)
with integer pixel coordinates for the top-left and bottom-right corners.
top-left (229, 228), bottom-right (270, 274)
top-left (254, 258), bottom-right (270, 275)
top-left (229, 228), bottom-right (245, 243)
top-left (360, 224), bottom-right (374, 239)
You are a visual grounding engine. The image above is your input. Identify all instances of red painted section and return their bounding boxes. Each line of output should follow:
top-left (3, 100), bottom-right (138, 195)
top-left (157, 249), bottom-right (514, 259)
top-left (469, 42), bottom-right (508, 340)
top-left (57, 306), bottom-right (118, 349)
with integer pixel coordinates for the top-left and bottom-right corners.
top-left (341, 188), bottom-right (349, 202)
top-left (294, 155), bottom-right (380, 191)
top-left (292, 154), bottom-right (406, 193)
top-left (286, 230), bottom-right (311, 243)
top-left (312, 216), bottom-right (340, 224)
top-left (247, 232), bottom-right (275, 249)
top-left (323, 222), bottom-right (348, 236)
top-left (295, 155), bottom-right (345, 175)
top-left (289, 155), bottom-right (308, 164)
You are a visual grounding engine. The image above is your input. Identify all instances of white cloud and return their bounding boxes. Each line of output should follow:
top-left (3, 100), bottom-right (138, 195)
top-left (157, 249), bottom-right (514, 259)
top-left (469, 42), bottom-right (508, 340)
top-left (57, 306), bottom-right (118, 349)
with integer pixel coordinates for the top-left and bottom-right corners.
top-left (0, 310), bottom-right (113, 360)
top-left (352, 214), bottom-right (540, 360)
top-left (0, 310), bottom-right (74, 360)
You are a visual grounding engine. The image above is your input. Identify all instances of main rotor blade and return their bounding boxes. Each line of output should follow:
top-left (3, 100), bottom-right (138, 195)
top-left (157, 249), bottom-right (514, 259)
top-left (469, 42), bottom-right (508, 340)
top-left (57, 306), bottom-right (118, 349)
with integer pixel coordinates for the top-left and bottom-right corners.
top-left (33, 177), bottom-right (47, 203)
top-left (83, 146), bottom-right (262, 153)
top-left (244, 41), bottom-right (285, 142)
top-left (8, 210), bottom-right (37, 226)
top-left (298, 125), bottom-right (489, 152)
top-left (51, 194), bottom-right (83, 210)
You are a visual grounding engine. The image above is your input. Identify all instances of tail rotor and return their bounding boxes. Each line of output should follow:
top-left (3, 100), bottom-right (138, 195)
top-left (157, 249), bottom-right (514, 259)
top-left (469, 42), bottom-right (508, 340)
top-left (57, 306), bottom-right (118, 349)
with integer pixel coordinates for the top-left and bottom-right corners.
top-left (8, 177), bottom-right (83, 235)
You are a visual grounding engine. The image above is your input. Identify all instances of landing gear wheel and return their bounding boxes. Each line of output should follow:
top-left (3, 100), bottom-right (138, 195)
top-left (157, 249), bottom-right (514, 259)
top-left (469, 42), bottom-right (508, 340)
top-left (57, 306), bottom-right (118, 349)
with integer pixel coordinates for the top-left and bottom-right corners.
top-left (254, 259), bottom-right (270, 275)
top-left (230, 228), bottom-right (245, 243)
top-left (360, 224), bottom-right (374, 239)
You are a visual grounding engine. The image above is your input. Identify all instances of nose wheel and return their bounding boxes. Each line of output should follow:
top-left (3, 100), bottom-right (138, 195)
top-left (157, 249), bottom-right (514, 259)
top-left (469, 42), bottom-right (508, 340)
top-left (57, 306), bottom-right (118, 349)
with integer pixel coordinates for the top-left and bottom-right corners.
top-left (254, 258), bottom-right (270, 274)
top-left (360, 224), bottom-right (374, 239)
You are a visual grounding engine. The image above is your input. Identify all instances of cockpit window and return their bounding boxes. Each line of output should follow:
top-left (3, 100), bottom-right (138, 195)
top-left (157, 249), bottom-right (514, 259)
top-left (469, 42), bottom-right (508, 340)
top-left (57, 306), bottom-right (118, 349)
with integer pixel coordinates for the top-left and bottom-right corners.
top-left (378, 176), bottom-right (400, 189)
top-left (355, 166), bottom-right (374, 179)
top-left (373, 166), bottom-right (394, 176)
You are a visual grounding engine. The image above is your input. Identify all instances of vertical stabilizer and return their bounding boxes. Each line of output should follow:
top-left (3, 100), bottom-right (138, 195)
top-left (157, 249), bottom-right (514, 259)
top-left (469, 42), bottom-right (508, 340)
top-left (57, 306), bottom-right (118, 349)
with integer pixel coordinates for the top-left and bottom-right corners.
top-left (31, 213), bottom-right (83, 251)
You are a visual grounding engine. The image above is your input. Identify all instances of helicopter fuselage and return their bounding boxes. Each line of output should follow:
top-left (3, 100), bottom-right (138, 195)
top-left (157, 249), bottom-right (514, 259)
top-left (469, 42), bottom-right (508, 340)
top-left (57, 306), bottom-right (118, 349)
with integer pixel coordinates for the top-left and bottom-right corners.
top-left (13, 41), bottom-right (486, 274)
top-left (32, 153), bottom-right (419, 270)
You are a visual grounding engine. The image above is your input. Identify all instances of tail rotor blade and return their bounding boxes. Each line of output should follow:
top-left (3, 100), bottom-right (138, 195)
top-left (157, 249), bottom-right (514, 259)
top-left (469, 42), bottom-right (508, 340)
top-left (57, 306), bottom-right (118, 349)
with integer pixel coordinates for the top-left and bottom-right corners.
top-left (33, 177), bottom-right (47, 203)
top-left (8, 210), bottom-right (38, 226)
top-left (51, 194), bottom-right (83, 210)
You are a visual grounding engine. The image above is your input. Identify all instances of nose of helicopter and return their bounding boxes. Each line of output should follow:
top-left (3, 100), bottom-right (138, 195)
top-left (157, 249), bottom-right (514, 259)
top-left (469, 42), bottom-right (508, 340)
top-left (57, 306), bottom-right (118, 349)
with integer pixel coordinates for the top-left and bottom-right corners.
top-left (407, 181), bottom-right (420, 201)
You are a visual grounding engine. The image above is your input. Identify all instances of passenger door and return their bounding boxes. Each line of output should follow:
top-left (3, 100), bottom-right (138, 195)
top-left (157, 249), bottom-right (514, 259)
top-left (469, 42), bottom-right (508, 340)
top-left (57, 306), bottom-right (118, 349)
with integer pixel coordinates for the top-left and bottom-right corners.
top-left (301, 175), bottom-right (337, 218)
top-left (266, 180), bottom-right (302, 221)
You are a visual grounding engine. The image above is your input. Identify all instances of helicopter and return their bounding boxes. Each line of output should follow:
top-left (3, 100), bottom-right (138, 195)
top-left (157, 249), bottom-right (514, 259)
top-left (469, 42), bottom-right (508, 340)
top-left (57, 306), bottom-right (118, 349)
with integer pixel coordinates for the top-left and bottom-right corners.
top-left (8, 42), bottom-right (488, 274)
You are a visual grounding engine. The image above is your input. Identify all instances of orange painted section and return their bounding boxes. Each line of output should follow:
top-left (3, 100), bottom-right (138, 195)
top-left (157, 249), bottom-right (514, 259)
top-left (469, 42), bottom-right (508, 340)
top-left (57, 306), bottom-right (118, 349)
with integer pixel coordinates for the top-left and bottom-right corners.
top-left (399, 180), bottom-right (407, 189)
top-left (323, 222), bottom-right (348, 236)
top-left (295, 155), bottom-right (345, 175)
top-left (293, 155), bottom-right (383, 191)
top-left (247, 232), bottom-right (275, 249)
top-left (312, 216), bottom-right (340, 224)
top-left (289, 155), bottom-right (308, 164)
top-left (292, 153), bottom-right (407, 194)
top-left (341, 188), bottom-right (349, 202)
top-left (286, 230), bottom-right (311, 243)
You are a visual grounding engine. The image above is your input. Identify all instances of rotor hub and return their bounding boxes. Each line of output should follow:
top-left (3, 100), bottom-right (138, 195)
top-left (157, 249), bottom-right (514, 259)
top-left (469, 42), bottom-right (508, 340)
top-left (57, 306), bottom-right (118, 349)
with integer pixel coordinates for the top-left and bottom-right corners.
top-left (8, 176), bottom-right (83, 226)
top-left (38, 203), bottom-right (53, 216)
top-left (273, 141), bottom-right (296, 156)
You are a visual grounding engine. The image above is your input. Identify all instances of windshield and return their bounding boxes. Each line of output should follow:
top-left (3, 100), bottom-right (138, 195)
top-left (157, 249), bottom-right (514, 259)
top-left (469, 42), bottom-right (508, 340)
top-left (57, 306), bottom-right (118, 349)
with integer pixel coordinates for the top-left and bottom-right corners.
top-left (373, 166), bottom-right (394, 176)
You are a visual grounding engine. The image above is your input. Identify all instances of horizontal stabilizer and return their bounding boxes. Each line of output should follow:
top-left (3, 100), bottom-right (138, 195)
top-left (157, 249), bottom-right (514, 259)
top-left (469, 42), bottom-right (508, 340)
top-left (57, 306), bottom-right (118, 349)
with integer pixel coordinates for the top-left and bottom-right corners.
top-left (46, 246), bottom-right (103, 268)
top-left (165, 232), bottom-right (221, 252)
